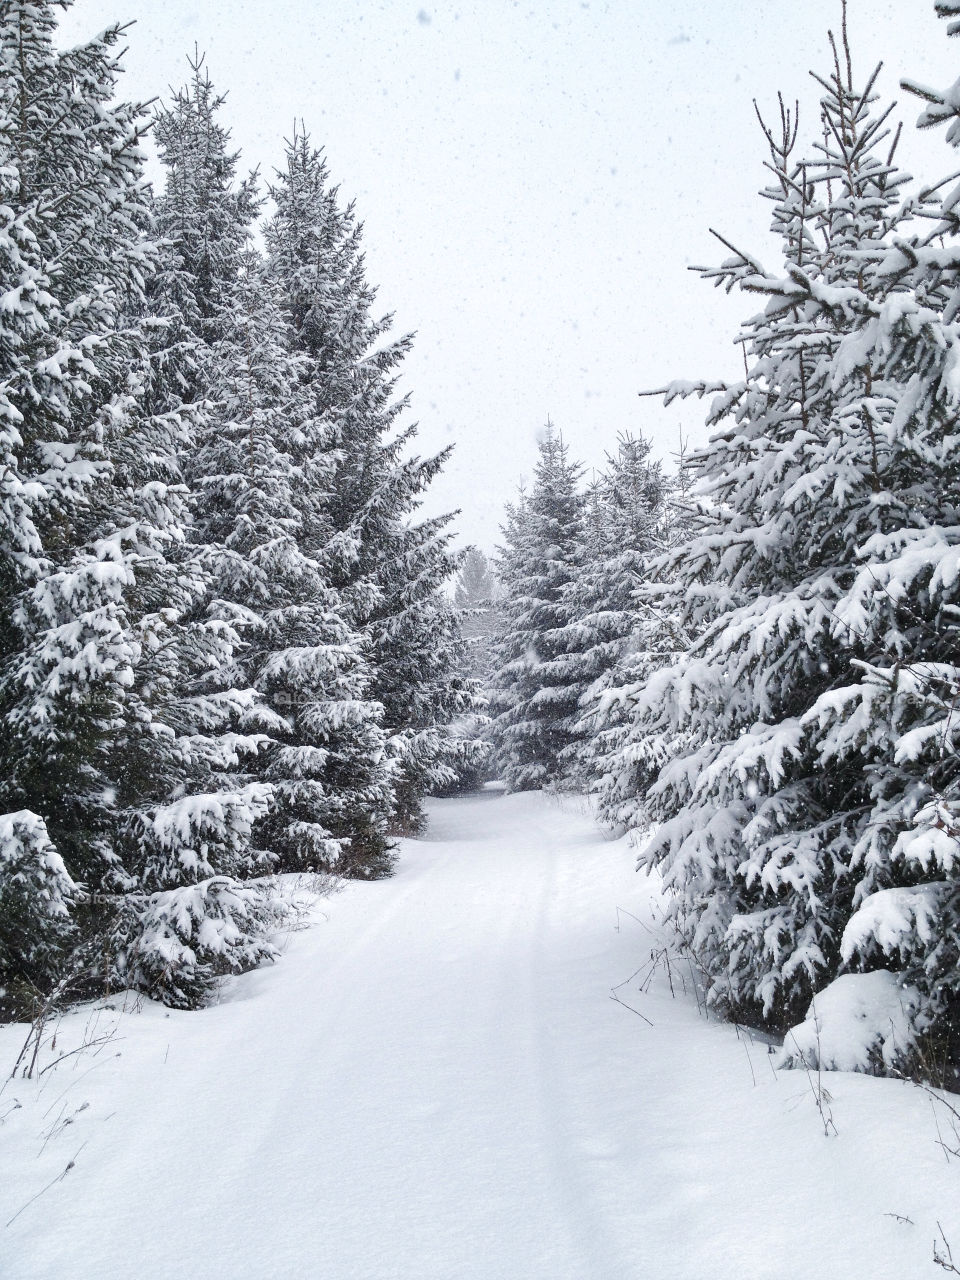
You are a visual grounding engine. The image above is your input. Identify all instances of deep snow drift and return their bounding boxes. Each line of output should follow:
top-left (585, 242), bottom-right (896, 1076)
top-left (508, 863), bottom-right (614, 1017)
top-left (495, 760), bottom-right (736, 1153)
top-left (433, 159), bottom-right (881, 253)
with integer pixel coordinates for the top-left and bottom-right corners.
top-left (1, 790), bottom-right (957, 1279)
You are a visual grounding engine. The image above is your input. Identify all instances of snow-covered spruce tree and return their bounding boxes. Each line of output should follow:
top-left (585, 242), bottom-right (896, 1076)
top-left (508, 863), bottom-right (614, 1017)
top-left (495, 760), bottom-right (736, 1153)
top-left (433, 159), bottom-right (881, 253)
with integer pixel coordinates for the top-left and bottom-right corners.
top-left (198, 251), bottom-right (395, 875)
top-left (455, 548), bottom-right (497, 609)
top-left (369, 506), bottom-right (483, 829)
top-left (0, 4), bottom-right (102, 1008)
top-left (153, 67), bottom-right (384, 878)
top-left (631, 38), bottom-right (929, 1043)
top-left (0, 813), bottom-right (80, 1014)
top-left (80, 59), bottom-right (324, 1007)
top-left (88, 373), bottom-right (278, 1010)
top-left (265, 132), bottom-right (480, 844)
top-left (584, 445), bottom-right (693, 835)
top-left (488, 425), bottom-right (584, 790)
top-left (150, 53), bottom-right (261, 404)
top-left (570, 434), bottom-right (676, 813)
top-left (0, 2), bottom-right (174, 999)
top-left (768, 2), bottom-right (960, 1076)
top-left (0, 8), bottom-right (280, 1011)
top-left (454, 548), bottom-right (500, 686)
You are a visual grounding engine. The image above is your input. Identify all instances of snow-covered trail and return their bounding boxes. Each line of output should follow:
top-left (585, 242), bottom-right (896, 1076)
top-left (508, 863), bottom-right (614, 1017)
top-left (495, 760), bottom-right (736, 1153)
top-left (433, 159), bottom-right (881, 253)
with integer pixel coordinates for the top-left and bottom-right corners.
top-left (1, 791), bottom-right (957, 1279)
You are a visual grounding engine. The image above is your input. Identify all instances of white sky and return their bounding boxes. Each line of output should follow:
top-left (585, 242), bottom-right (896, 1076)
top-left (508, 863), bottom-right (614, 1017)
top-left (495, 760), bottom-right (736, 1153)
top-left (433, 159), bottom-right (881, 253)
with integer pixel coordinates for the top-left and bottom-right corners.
top-left (59, 1), bottom-right (960, 551)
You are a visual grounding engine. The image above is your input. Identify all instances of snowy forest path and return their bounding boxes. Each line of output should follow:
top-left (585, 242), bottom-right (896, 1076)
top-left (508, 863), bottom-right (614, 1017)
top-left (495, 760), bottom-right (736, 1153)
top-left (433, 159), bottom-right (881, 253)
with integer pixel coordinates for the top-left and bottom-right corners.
top-left (1, 790), bottom-right (956, 1280)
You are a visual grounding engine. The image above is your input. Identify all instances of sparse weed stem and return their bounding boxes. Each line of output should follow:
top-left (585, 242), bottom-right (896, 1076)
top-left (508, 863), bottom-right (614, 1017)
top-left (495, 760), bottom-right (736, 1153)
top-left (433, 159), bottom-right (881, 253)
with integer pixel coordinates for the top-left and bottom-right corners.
top-left (935, 1223), bottom-right (960, 1274)
top-left (3, 1142), bottom-right (88, 1229)
top-left (9, 975), bottom-right (129, 1084)
top-left (785, 1023), bottom-right (839, 1137)
top-left (610, 906), bottom-right (714, 1024)
top-left (9, 955), bottom-right (95, 1082)
top-left (907, 1076), bottom-right (960, 1164)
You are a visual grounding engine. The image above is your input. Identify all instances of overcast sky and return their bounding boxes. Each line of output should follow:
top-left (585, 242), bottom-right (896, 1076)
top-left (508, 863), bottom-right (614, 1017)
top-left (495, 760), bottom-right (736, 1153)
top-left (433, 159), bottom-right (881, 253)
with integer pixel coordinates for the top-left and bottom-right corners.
top-left (59, 1), bottom-right (960, 551)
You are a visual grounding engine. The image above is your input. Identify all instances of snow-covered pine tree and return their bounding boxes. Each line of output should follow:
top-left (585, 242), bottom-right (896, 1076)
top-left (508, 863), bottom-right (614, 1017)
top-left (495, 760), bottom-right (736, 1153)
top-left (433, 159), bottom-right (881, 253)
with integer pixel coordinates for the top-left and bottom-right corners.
top-left (0, 3), bottom-right (199, 1003)
top-left (0, 10), bottom-right (281, 1011)
top-left (488, 425), bottom-right (584, 790)
top-left (265, 132), bottom-right (479, 842)
top-left (150, 52), bottom-right (261, 402)
top-left (84, 55), bottom-right (303, 1007)
top-left (0, 3), bottom-right (102, 1008)
top-left (454, 548), bottom-right (500, 687)
top-left (0, 812), bottom-right (79, 1014)
top-left (198, 251), bottom-right (394, 875)
top-left (0, 0), bottom-right (155, 925)
top-left (766, 1), bottom-right (960, 1075)
top-left (455, 548), bottom-right (497, 609)
top-left (569, 434), bottom-right (675, 810)
top-left (629, 33), bottom-right (926, 1041)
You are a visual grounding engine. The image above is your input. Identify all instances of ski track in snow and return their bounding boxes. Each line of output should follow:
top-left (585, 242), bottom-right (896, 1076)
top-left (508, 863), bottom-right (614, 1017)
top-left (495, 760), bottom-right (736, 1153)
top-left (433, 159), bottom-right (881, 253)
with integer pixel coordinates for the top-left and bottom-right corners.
top-left (1, 789), bottom-right (958, 1279)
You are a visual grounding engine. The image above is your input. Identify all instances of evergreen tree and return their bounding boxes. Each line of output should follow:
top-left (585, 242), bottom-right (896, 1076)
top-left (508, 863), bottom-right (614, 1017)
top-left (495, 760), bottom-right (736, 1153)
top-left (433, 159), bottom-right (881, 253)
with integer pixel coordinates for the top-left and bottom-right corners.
top-left (627, 34), bottom-right (926, 1040)
top-left (766, 1), bottom-right (960, 1072)
top-left (455, 549), bottom-right (500, 687)
top-left (0, 811), bottom-right (79, 1013)
top-left (265, 132), bottom-right (478, 840)
top-left (151, 53), bottom-right (261, 399)
top-left (0, 10), bottom-right (279, 1010)
top-left (199, 252), bottom-right (394, 875)
top-left (489, 425), bottom-right (584, 790)
top-left (455, 548), bottom-right (496, 608)
top-left (94, 59), bottom-right (287, 1005)
top-left (572, 434), bottom-right (677, 814)
top-left (0, 1), bottom-right (149, 910)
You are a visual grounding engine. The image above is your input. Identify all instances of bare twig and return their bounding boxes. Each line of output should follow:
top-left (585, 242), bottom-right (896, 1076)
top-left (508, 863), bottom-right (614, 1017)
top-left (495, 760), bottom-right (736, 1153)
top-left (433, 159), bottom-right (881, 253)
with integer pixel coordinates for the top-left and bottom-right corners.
top-left (38, 1033), bottom-right (122, 1078)
top-left (935, 1223), bottom-right (960, 1273)
top-left (735, 1023), bottom-right (758, 1087)
top-left (609, 991), bottom-right (654, 1027)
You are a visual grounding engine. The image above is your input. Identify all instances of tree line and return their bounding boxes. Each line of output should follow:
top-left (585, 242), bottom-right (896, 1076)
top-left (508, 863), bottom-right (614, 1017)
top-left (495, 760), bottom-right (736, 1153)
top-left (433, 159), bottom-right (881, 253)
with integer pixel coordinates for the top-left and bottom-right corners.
top-left (489, 7), bottom-right (960, 1083)
top-left (0, 2), bottom-right (482, 1014)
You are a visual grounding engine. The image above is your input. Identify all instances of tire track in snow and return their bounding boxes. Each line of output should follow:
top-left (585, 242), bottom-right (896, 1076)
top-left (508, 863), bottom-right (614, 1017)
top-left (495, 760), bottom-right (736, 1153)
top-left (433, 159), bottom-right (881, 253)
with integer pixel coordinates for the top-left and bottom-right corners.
top-left (519, 812), bottom-right (638, 1280)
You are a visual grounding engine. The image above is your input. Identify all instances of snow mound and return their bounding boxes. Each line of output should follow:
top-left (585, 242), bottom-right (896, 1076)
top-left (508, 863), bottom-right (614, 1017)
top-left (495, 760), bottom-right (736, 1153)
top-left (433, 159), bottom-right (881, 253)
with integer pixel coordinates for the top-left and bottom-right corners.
top-left (778, 970), bottom-right (922, 1075)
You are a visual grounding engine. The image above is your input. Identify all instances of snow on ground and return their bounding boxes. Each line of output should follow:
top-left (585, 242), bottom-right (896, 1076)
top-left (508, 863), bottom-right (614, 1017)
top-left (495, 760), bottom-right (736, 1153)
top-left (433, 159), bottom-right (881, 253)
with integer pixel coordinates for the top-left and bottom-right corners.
top-left (1, 789), bottom-right (958, 1279)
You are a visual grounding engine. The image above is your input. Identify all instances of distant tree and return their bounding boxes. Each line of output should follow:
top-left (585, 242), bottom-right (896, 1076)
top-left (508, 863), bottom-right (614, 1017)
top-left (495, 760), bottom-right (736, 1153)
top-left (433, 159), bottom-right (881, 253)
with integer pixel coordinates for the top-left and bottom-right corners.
top-left (488, 425), bottom-right (584, 790)
top-left (454, 548), bottom-right (499, 692)
top-left (570, 433), bottom-right (675, 802)
top-left (455, 549), bottom-right (496, 608)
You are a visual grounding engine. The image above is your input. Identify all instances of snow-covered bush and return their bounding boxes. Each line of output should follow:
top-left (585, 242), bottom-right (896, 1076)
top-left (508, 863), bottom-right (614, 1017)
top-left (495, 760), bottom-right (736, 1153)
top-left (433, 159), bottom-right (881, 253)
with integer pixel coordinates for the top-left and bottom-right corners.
top-left (111, 877), bottom-right (284, 1010)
